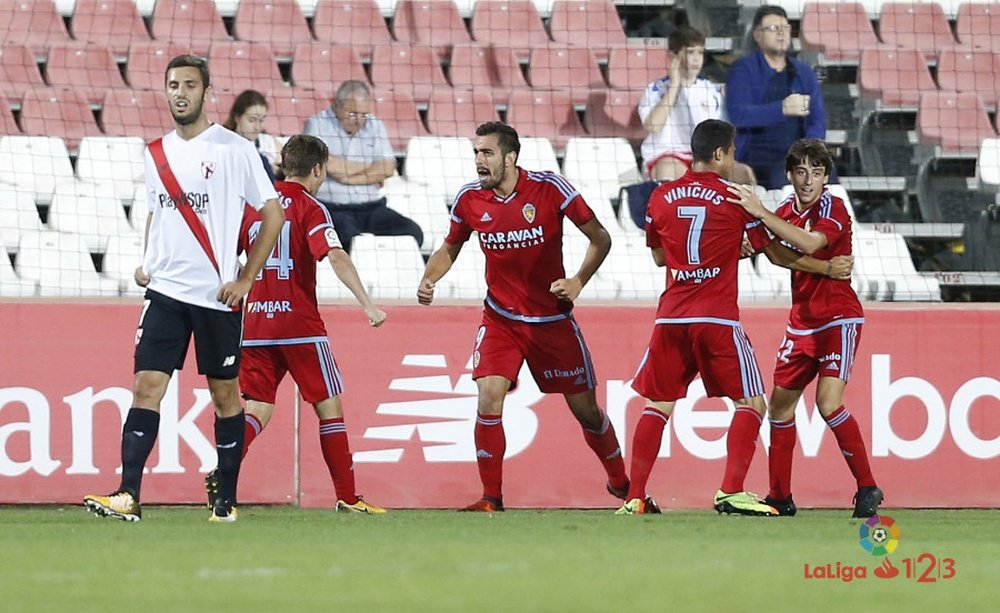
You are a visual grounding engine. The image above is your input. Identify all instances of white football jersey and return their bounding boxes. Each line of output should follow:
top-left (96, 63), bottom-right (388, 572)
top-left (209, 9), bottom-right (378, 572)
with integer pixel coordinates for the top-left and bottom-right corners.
top-left (638, 77), bottom-right (725, 165)
top-left (142, 123), bottom-right (278, 310)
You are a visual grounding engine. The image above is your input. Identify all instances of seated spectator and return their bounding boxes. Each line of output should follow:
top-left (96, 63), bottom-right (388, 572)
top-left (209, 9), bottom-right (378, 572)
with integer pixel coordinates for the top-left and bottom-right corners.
top-left (304, 80), bottom-right (423, 253)
top-left (725, 5), bottom-right (826, 190)
top-left (638, 26), bottom-right (754, 184)
top-left (224, 89), bottom-right (282, 182)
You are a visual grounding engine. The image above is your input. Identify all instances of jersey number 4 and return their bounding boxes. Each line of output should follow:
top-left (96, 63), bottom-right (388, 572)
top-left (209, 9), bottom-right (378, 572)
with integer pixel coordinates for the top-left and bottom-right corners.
top-left (249, 220), bottom-right (294, 280)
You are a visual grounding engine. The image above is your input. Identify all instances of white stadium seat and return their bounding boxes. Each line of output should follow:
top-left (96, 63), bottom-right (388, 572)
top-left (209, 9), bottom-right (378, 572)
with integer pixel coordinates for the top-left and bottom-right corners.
top-left (47, 181), bottom-right (136, 252)
top-left (351, 233), bottom-right (426, 300)
top-left (0, 136), bottom-right (76, 205)
top-left (0, 243), bottom-right (38, 296)
top-left (0, 184), bottom-right (45, 251)
top-left (76, 136), bottom-right (146, 205)
top-left (16, 230), bottom-right (119, 296)
top-left (561, 136), bottom-right (640, 202)
top-left (102, 233), bottom-right (145, 296)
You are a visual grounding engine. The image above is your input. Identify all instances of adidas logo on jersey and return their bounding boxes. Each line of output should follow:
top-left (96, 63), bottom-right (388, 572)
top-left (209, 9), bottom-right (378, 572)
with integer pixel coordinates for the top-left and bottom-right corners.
top-left (481, 212), bottom-right (493, 222)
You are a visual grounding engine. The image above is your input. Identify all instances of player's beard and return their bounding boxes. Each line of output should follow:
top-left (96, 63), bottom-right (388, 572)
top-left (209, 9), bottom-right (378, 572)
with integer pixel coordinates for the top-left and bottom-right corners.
top-left (478, 163), bottom-right (504, 190)
top-left (171, 94), bottom-right (206, 126)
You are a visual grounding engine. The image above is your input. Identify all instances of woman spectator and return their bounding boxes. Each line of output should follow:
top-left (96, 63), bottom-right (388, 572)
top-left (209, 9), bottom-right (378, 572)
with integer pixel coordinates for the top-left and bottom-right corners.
top-left (224, 89), bottom-right (282, 182)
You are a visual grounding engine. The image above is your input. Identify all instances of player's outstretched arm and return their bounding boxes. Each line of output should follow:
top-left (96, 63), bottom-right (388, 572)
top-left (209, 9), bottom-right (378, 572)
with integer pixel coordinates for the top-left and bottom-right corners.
top-left (727, 185), bottom-right (827, 254)
top-left (327, 248), bottom-right (386, 327)
top-left (551, 218), bottom-right (611, 301)
top-left (134, 214), bottom-right (152, 287)
top-left (763, 242), bottom-right (853, 280)
top-left (219, 198), bottom-right (285, 307)
top-left (417, 241), bottom-right (462, 305)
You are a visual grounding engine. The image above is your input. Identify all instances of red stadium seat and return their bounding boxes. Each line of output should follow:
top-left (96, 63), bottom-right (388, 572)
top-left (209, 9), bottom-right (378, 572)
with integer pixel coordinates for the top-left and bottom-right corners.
top-left (425, 88), bottom-right (497, 137)
top-left (268, 88), bottom-right (331, 136)
top-left (290, 43), bottom-right (369, 91)
top-left (0, 44), bottom-right (47, 100)
top-left (150, 0), bottom-right (231, 58)
top-left (917, 91), bottom-right (996, 156)
top-left (19, 88), bottom-right (102, 153)
top-left (800, 2), bottom-right (880, 64)
top-left (207, 41), bottom-right (287, 94)
top-left (469, 0), bottom-right (552, 62)
top-left (956, 2), bottom-right (1000, 50)
top-left (391, 0), bottom-right (472, 60)
top-left (878, 2), bottom-right (957, 60)
top-left (526, 45), bottom-right (607, 105)
top-left (312, 0), bottom-right (394, 63)
top-left (583, 88), bottom-right (644, 149)
top-left (547, 0), bottom-right (626, 62)
top-left (858, 47), bottom-right (935, 108)
top-left (101, 89), bottom-right (174, 142)
top-left (71, 0), bottom-right (152, 59)
top-left (369, 44), bottom-right (449, 104)
top-left (504, 88), bottom-right (586, 153)
top-left (447, 43), bottom-right (529, 100)
top-left (204, 89), bottom-right (237, 125)
top-left (371, 88), bottom-right (430, 153)
top-left (605, 45), bottom-right (672, 91)
top-left (0, 89), bottom-right (20, 135)
top-left (233, 0), bottom-right (314, 59)
top-left (125, 41), bottom-right (188, 90)
top-left (0, 0), bottom-right (72, 59)
top-left (936, 48), bottom-right (1000, 100)
top-left (45, 42), bottom-right (130, 106)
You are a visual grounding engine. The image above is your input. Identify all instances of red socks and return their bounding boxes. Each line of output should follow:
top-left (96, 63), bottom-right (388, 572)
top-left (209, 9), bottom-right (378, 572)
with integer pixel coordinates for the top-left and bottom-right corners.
top-left (721, 407), bottom-right (762, 494)
top-left (241, 413), bottom-right (263, 460)
top-left (474, 412), bottom-right (505, 500)
top-left (768, 418), bottom-right (796, 500)
top-left (625, 407), bottom-right (670, 500)
top-left (319, 417), bottom-right (358, 504)
top-left (582, 411), bottom-right (629, 493)
top-left (825, 406), bottom-right (877, 488)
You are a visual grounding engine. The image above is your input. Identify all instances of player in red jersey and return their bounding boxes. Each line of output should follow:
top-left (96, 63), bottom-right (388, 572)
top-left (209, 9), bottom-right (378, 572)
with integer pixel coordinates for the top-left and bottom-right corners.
top-left (416, 122), bottom-right (629, 512)
top-left (729, 139), bottom-right (883, 517)
top-left (208, 134), bottom-right (388, 513)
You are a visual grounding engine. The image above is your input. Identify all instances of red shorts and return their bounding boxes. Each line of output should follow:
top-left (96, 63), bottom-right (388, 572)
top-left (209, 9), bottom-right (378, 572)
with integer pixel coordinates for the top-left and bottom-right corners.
top-left (240, 339), bottom-right (343, 405)
top-left (632, 321), bottom-right (765, 402)
top-left (473, 308), bottom-right (596, 394)
top-left (773, 320), bottom-right (863, 390)
top-left (645, 151), bottom-right (693, 178)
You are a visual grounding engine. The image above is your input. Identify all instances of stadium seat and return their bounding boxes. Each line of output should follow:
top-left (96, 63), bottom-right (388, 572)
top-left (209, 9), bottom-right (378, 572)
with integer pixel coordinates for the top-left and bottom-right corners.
top-left (583, 88), bottom-right (645, 148)
top-left (391, 0), bottom-right (472, 60)
top-left (547, 0), bottom-right (626, 62)
top-left (233, 0), bottom-right (314, 60)
top-left (878, 2), bottom-right (957, 60)
top-left (47, 181), bottom-right (135, 251)
top-left (403, 136), bottom-right (478, 201)
top-left (369, 44), bottom-right (450, 104)
top-left (515, 136), bottom-right (561, 173)
top-left (101, 233), bottom-right (145, 295)
top-left (858, 47), bottom-right (935, 108)
top-left (433, 233), bottom-right (488, 299)
top-left (504, 88), bottom-right (587, 153)
top-left (71, 0), bottom-right (152, 59)
top-left (76, 136), bottom-right (147, 204)
top-left (385, 185), bottom-right (450, 254)
top-left (0, 88), bottom-right (20, 135)
top-left (916, 91), bottom-right (996, 157)
top-left (0, 44), bottom-right (48, 100)
top-left (203, 89), bottom-right (237, 124)
top-left (562, 136), bottom-right (639, 201)
top-left (605, 45), bottom-right (672, 91)
top-left (562, 224), bottom-right (619, 299)
top-left (208, 42), bottom-right (287, 94)
top-left (18, 88), bottom-right (102, 154)
top-left (977, 137), bottom-right (1000, 187)
top-left (350, 234), bottom-right (426, 299)
top-left (312, 0), bottom-right (395, 62)
top-left (290, 43), bottom-right (369, 92)
top-left (853, 227), bottom-right (941, 301)
top-left (935, 48), bottom-right (1000, 100)
top-left (526, 45), bottom-right (607, 105)
top-left (16, 230), bottom-right (120, 296)
top-left (800, 2), bottom-right (880, 64)
top-left (447, 44), bottom-right (530, 101)
top-left (0, 242), bottom-right (38, 297)
top-left (425, 88), bottom-right (498, 137)
top-left (371, 88), bottom-right (430, 153)
top-left (0, 185), bottom-right (45, 251)
top-left (570, 184), bottom-right (629, 241)
top-left (738, 256), bottom-right (781, 301)
top-left (0, 135), bottom-right (76, 205)
top-left (606, 233), bottom-right (664, 301)
top-left (150, 0), bottom-right (231, 58)
top-left (100, 89), bottom-right (174, 142)
top-left (45, 42), bottom-right (130, 106)
top-left (130, 183), bottom-right (150, 230)
top-left (0, 0), bottom-right (72, 59)
top-left (468, 0), bottom-right (552, 62)
top-left (268, 88), bottom-right (330, 136)
top-left (125, 41), bottom-right (188, 91)
top-left (956, 2), bottom-right (1000, 50)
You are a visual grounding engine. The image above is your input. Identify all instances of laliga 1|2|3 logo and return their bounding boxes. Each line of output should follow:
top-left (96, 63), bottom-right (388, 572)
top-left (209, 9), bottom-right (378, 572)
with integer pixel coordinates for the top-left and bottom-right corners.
top-left (803, 514), bottom-right (957, 583)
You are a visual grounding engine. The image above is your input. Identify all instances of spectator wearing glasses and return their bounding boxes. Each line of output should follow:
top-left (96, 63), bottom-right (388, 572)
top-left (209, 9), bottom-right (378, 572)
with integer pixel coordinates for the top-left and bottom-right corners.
top-left (304, 80), bottom-right (423, 253)
top-left (725, 5), bottom-right (826, 189)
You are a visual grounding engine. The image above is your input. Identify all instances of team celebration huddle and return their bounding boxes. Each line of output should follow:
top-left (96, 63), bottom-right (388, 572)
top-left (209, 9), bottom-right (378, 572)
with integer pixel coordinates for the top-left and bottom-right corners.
top-left (82, 52), bottom-right (882, 523)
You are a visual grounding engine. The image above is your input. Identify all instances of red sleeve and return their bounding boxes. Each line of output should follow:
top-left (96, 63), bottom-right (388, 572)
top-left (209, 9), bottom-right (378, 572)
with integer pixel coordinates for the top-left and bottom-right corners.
top-left (645, 215), bottom-right (661, 249)
top-left (304, 202), bottom-right (342, 261)
top-left (444, 196), bottom-right (473, 245)
top-left (238, 203), bottom-right (259, 255)
top-left (745, 218), bottom-right (772, 251)
top-left (563, 192), bottom-right (596, 227)
top-left (811, 198), bottom-right (851, 247)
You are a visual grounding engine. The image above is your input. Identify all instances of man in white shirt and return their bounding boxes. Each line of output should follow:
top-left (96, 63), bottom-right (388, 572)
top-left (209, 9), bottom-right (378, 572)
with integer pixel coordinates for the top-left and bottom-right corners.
top-left (84, 55), bottom-right (284, 523)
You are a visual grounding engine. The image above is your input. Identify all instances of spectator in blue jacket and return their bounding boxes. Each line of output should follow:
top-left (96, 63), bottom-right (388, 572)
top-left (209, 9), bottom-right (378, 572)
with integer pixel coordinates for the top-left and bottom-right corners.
top-left (725, 5), bottom-right (826, 189)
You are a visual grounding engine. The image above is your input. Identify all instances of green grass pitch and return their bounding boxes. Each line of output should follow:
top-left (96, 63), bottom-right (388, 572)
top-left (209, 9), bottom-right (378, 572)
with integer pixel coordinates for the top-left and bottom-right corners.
top-left (1, 506), bottom-right (994, 612)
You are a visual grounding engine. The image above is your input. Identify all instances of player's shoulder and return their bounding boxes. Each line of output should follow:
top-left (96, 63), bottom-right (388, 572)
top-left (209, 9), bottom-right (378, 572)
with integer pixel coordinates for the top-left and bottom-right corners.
top-left (525, 169), bottom-right (577, 197)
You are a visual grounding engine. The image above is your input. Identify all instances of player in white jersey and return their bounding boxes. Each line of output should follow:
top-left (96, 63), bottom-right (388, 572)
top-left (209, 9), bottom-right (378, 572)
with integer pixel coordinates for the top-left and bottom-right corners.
top-left (84, 55), bottom-right (284, 523)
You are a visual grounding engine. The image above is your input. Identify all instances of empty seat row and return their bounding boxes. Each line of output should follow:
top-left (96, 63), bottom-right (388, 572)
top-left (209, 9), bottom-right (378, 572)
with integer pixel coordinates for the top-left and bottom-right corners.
top-left (858, 46), bottom-right (1000, 108)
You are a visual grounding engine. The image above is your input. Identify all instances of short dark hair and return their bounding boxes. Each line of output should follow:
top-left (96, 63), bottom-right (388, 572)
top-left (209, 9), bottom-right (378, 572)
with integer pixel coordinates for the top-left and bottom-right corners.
top-left (281, 134), bottom-right (329, 178)
top-left (785, 139), bottom-right (834, 175)
top-left (668, 25), bottom-right (706, 54)
top-left (475, 121), bottom-right (520, 158)
top-left (165, 54), bottom-right (210, 88)
top-left (752, 4), bottom-right (788, 30)
top-left (690, 119), bottom-right (735, 163)
top-left (223, 90), bottom-right (267, 132)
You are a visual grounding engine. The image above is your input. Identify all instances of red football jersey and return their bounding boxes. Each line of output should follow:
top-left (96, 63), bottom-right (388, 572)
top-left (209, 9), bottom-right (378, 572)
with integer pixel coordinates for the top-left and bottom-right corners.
top-left (773, 188), bottom-right (864, 329)
top-left (645, 169), bottom-right (771, 320)
top-left (241, 181), bottom-right (343, 342)
top-left (445, 168), bottom-right (595, 319)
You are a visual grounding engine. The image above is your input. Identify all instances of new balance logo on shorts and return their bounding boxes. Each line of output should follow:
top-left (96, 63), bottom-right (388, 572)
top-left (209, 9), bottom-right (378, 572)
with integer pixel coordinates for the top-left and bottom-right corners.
top-left (222, 355), bottom-right (235, 367)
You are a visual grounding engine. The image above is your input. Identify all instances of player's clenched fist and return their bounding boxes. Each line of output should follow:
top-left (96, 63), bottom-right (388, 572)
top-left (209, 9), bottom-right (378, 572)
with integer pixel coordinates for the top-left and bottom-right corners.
top-left (416, 278), bottom-right (436, 305)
